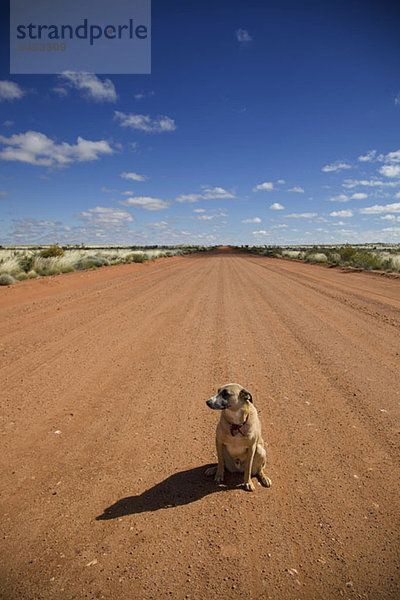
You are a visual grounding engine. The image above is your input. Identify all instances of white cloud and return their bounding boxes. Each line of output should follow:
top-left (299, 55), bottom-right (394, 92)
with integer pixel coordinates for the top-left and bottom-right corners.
top-left (119, 196), bottom-right (170, 211)
top-left (0, 81), bottom-right (25, 101)
top-left (253, 181), bottom-right (274, 191)
top-left (121, 171), bottom-right (147, 182)
top-left (342, 178), bottom-right (399, 189)
top-left (351, 193), bottom-right (368, 200)
top-left (379, 164), bottom-right (400, 178)
top-left (236, 29), bottom-right (253, 43)
top-left (277, 179), bottom-right (285, 184)
top-left (0, 130), bottom-right (114, 166)
top-left (77, 206), bottom-right (134, 227)
top-left (380, 215), bottom-right (400, 221)
top-left (176, 193), bottom-right (202, 203)
top-left (53, 86), bottom-right (69, 97)
top-left (269, 203), bottom-right (285, 210)
top-left (329, 194), bottom-right (349, 202)
top-left (252, 230), bottom-right (270, 236)
top-left (195, 213), bottom-right (226, 221)
top-left (322, 161), bottom-right (351, 173)
top-left (384, 149), bottom-right (400, 162)
top-left (176, 187), bottom-right (234, 202)
top-left (144, 220), bottom-right (169, 229)
top-left (358, 150), bottom-right (376, 162)
top-left (359, 202), bottom-right (400, 214)
top-left (193, 208), bottom-right (206, 213)
top-left (57, 72), bottom-right (117, 102)
top-left (286, 213), bottom-right (317, 218)
top-left (242, 217), bottom-right (261, 223)
top-left (114, 111), bottom-right (176, 133)
top-left (377, 149), bottom-right (400, 178)
top-left (202, 186), bottom-right (235, 199)
top-left (288, 186), bottom-right (304, 193)
top-left (329, 209), bottom-right (353, 217)
top-left (134, 91), bottom-right (155, 100)
top-left (382, 226), bottom-right (400, 233)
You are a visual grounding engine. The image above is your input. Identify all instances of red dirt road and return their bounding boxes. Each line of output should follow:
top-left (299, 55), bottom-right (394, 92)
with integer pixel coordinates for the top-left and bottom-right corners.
top-left (1, 248), bottom-right (399, 600)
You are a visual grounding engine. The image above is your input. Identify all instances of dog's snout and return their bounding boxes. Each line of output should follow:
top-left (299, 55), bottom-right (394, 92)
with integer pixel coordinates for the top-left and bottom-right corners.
top-left (206, 394), bottom-right (228, 410)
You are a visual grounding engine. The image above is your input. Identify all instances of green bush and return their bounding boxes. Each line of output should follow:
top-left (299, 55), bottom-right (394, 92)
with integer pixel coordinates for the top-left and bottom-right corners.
top-left (36, 267), bottom-right (62, 276)
top-left (39, 245), bottom-right (65, 258)
top-left (0, 273), bottom-right (16, 285)
top-left (74, 255), bottom-right (110, 270)
top-left (15, 272), bottom-right (29, 280)
top-left (349, 252), bottom-right (383, 271)
top-left (340, 246), bottom-right (356, 262)
top-left (130, 253), bottom-right (148, 263)
top-left (19, 254), bottom-right (35, 272)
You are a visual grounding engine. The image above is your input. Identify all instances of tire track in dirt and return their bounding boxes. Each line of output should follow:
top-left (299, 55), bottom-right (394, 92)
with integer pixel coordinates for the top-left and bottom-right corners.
top-left (1, 249), bottom-right (399, 600)
top-left (226, 255), bottom-right (400, 598)
top-left (0, 258), bottom-right (191, 370)
top-left (238, 256), bottom-right (400, 461)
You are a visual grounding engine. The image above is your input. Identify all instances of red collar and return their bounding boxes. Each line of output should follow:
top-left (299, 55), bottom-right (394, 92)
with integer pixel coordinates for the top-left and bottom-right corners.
top-left (230, 414), bottom-right (249, 436)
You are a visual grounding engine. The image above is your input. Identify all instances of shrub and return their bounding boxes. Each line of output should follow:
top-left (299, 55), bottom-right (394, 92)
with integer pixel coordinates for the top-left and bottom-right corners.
top-left (130, 253), bottom-right (148, 263)
top-left (348, 252), bottom-right (381, 270)
top-left (327, 252), bottom-right (341, 264)
top-left (39, 245), bottom-right (65, 258)
top-left (306, 252), bottom-right (328, 263)
top-left (19, 254), bottom-right (35, 272)
top-left (0, 273), bottom-right (16, 285)
top-left (27, 270), bottom-right (39, 279)
top-left (15, 271), bottom-right (29, 280)
top-left (74, 255), bottom-right (110, 270)
top-left (340, 246), bottom-right (356, 262)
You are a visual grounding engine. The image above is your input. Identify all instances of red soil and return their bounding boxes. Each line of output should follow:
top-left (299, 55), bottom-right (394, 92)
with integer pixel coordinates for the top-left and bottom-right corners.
top-left (1, 248), bottom-right (399, 599)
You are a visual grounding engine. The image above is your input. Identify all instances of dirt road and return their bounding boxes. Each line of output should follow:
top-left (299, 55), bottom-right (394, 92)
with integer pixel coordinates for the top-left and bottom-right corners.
top-left (1, 248), bottom-right (399, 600)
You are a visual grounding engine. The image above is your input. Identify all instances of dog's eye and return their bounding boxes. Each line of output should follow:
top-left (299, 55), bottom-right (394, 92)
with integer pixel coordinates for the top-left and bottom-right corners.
top-left (221, 390), bottom-right (229, 398)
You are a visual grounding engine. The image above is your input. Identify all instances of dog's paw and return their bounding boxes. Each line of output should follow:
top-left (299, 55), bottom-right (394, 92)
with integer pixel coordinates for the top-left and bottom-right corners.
top-left (244, 480), bottom-right (255, 492)
top-left (205, 466), bottom-right (217, 477)
top-left (258, 472), bottom-right (272, 488)
top-left (215, 471), bottom-right (224, 483)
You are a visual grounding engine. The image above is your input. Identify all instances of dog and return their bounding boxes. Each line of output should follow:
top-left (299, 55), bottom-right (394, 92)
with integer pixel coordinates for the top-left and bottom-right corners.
top-left (205, 383), bottom-right (271, 491)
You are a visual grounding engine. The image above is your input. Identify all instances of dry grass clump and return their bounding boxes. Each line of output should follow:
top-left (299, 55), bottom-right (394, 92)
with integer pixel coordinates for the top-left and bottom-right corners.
top-left (74, 255), bottom-right (110, 270)
top-left (0, 273), bottom-right (16, 285)
top-left (305, 252), bottom-right (328, 263)
top-left (0, 245), bottom-right (206, 285)
top-left (243, 245), bottom-right (400, 273)
top-left (282, 249), bottom-right (306, 259)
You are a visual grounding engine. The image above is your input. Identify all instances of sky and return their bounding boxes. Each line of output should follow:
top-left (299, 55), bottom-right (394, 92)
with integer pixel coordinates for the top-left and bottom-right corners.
top-left (1, 0), bottom-right (400, 246)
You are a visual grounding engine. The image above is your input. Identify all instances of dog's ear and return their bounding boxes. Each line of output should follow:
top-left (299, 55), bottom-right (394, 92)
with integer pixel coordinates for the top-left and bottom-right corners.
top-left (240, 389), bottom-right (253, 403)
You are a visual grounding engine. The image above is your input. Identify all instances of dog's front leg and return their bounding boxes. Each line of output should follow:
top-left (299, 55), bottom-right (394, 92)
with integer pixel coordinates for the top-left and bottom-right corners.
top-left (244, 443), bottom-right (257, 491)
top-left (215, 438), bottom-right (225, 483)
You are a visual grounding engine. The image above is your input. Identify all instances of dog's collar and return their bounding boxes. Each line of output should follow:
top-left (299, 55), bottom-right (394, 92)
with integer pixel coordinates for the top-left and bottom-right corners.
top-left (230, 414), bottom-right (249, 436)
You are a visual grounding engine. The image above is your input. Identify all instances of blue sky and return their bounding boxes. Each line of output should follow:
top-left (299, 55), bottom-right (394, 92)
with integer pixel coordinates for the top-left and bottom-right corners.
top-left (1, 0), bottom-right (400, 246)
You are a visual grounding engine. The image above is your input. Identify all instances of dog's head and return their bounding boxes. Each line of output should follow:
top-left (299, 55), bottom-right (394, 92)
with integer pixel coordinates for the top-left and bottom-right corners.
top-left (206, 383), bottom-right (253, 410)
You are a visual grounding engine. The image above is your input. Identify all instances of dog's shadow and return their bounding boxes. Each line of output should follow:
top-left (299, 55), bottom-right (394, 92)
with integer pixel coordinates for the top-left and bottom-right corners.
top-left (96, 464), bottom-right (244, 520)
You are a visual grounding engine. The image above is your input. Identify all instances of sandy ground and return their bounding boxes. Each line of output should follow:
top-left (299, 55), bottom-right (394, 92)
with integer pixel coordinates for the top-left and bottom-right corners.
top-left (1, 247), bottom-right (399, 600)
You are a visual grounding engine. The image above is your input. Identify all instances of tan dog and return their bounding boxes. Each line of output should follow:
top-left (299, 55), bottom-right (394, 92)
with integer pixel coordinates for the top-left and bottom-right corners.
top-left (205, 383), bottom-right (271, 491)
